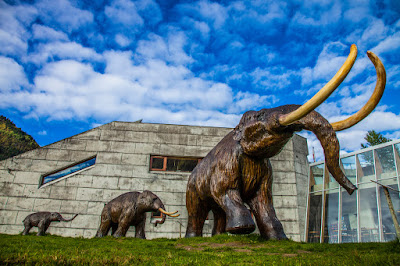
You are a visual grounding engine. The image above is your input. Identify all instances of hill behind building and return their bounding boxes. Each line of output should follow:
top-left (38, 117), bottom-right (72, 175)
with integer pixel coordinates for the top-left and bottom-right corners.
top-left (0, 116), bottom-right (40, 161)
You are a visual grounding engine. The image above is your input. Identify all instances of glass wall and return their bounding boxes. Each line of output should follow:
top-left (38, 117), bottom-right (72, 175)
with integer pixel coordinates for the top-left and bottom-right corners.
top-left (306, 140), bottom-right (400, 243)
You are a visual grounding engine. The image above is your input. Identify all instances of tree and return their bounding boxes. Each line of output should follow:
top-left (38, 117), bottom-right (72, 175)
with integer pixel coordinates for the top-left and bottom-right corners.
top-left (361, 130), bottom-right (391, 148)
top-left (0, 116), bottom-right (40, 161)
top-left (360, 130), bottom-right (393, 172)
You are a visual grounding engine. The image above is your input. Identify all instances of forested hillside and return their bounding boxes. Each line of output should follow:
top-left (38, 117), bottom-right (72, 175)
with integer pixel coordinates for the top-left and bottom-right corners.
top-left (0, 116), bottom-right (40, 161)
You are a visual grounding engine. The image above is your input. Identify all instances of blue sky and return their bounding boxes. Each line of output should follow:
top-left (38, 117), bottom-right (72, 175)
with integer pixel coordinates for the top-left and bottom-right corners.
top-left (1, 0), bottom-right (400, 161)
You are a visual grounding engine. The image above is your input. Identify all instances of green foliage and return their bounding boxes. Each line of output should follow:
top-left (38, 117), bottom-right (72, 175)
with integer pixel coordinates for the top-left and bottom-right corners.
top-left (361, 130), bottom-right (391, 149)
top-left (0, 115), bottom-right (40, 161)
top-left (0, 234), bottom-right (399, 265)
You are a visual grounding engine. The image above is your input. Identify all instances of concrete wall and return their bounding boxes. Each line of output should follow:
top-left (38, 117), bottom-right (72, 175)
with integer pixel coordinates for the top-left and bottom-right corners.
top-left (0, 122), bottom-right (308, 241)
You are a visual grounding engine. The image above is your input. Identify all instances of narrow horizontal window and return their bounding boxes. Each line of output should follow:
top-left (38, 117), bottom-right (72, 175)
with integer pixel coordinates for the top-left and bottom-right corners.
top-left (150, 155), bottom-right (201, 172)
top-left (40, 156), bottom-right (96, 186)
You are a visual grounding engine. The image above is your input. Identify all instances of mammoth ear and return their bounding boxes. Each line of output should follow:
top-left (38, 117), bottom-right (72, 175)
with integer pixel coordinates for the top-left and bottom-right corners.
top-left (238, 121), bottom-right (268, 154)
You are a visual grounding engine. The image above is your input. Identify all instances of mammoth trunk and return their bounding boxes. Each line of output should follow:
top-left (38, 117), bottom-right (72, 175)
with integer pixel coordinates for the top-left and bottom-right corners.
top-left (299, 111), bottom-right (357, 195)
top-left (154, 204), bottom-right (166, 227)
top-left (60, 214), bottom-right (78, 222)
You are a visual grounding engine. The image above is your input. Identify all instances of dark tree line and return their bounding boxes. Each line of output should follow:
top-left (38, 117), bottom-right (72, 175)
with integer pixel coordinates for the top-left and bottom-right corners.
top-left (0, 116), bottom-right (40, 161)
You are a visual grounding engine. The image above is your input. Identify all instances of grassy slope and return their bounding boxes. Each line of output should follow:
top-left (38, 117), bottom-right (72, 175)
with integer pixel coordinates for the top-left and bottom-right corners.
top-left (0, 234), bottom-right (399, 265)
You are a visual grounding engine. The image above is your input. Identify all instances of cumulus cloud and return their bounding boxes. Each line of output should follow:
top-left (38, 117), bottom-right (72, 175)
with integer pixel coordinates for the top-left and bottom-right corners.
top-left (29, 41), bottom-right (103, 65)
top-left (32, 24), bottom-right (69, 42)
top-left (0, 57), bottom-right (29, 93)
top-left (35, 0), bottom-right (93, 33)
top-left (0, 2), bottom-right (37, 57)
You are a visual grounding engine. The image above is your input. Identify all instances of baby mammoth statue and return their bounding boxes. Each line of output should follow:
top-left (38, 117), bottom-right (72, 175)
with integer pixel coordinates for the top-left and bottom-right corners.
top-left (95, 190), bottom-right (180, 238)
top-left (22, 212), bottom-right (78, 236)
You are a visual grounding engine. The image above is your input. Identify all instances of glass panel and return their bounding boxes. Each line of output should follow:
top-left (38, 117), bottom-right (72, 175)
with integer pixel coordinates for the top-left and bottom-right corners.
top-left (327, 173), bottom-right (340, 190)
top-left (43, 157), bottom-right (96, 185)
top-left (378, 179), bottom-right (400, 242)
top-left (307, 192), bottom-right (323, 243)
top-left (323, 189), bottom-right (339, 243)
top-left (151, 210), bottom-right (162, 218)
top-left (395, 143), bottom-right (400, 154)
top-left (151, 157), bottom-right (164, 170)
top-left (359, 183), bottom-right (380, 242)
top-left (341, 156), bottom-right (357, 184)
top-left (376, 146), bottom-right (396, 179)
top-left (357, 151), bottom-right (375, 183)
top-left (166, 158), bottom-right (198, 172)
top-left (310, 164), bottom-right (324, 192)
top-left (341, 189), bottom-right (358, 243)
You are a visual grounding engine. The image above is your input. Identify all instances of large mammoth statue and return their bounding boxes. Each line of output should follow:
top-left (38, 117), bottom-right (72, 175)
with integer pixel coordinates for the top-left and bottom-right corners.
top-left (95, 190), bottom-right (180, 238)
top-left (185, 45), bottom-right (386, 240)
top-left (22, 212), bottom-right (78, 236)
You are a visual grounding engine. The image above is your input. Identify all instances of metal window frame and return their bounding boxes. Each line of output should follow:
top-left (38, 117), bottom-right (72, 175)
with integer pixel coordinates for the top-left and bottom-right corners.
top-left (307, 139), bottom-right (400, 243)
top-left (39, 155), bottom-right (97, 188)
top-left (149, 155), bottom-right (202, 172)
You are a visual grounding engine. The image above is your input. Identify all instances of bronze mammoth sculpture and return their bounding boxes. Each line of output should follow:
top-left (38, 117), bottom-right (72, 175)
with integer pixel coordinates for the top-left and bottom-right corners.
top-left (22, 212), bottom-right (78, 236)
top-left (95, 190), bottom-right (180, 238)
top-left (185, 45), bottom-right (386, 240)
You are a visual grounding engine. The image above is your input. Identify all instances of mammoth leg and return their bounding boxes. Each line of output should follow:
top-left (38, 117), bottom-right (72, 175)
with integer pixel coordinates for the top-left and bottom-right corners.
top-left (37, 220), bottom-right (49, 236)
top-left (96, 220), bottom-right (111, 237)
top-left (113, 216), bottom-right (131, 237)
top-left (111, 223), bottom-right (118, 236)
top-left (185, 188), bottom-right (209, 237)
top-left (96, 209), bottom-right (112, 237)
top-left (217, 189), bottom-right (255, 234)
top-left (211, 208), bottom-right (226, 236)
top-left (22, 221), bottom-right (32, 235)
top-left (135, 219), bottom-right (146, 239)
top-left (248, 177), bottom-right (287, 240)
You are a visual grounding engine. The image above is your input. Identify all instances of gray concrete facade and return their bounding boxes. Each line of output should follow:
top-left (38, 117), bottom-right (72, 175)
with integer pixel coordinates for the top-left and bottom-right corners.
top-left (0, 121), bottom-right (309, 241)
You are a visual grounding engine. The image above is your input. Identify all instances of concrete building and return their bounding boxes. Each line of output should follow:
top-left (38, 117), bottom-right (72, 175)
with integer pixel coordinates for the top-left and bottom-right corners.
top-left (0, 121), bottom-right (309, 241)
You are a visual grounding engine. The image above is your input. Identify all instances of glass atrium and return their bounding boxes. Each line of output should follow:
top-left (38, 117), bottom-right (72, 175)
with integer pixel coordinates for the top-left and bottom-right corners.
top-left (306, 140), bottom-right (400, 243)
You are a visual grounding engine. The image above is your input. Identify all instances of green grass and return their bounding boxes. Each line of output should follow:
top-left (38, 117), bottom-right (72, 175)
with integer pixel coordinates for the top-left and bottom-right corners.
top-left (0, 233), bottom-right (399, 265)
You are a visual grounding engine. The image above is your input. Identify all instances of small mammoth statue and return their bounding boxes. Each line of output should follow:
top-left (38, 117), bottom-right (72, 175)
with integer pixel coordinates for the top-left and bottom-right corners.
top-left (185, 45), bottom-right (386, 240)
top-left (95, 190), bottom-right (180, 238)
top-left (22, 212), bottom-right (78, 236)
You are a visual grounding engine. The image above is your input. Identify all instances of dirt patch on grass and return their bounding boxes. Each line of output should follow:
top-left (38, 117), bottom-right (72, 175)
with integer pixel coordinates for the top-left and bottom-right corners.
top-left (176, 242), bottom-right (313, 256)
top-left (176, 241), bottom-right (270, 252)
top-left (297, 250), bottom-right (312, 254)
top-left (283, 254), bottom-right (298, 257)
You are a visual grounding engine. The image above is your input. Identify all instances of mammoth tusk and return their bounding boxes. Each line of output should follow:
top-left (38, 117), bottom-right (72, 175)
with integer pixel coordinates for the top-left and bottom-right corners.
top-left (279, 44), bottom-right (358, 126)
top-left (158, 208), bottom-right (180, 217)
top-left (330, 51), bottom-right (386, 131)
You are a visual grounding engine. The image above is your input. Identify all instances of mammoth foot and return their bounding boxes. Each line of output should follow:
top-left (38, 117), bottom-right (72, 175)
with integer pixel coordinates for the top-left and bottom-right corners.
top-left (226, 213), bottom-right (255, 235)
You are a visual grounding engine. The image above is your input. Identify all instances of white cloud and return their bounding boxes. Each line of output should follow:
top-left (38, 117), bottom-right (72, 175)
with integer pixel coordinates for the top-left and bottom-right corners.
top-left (228, 91), bottom-right (277, 113)
top-left (135, 32), bottom-right (193, 65)
top-left (371, 31), bottom-right (400, 55)
top-left (197, 0), bottom-right (228, 29)
top-left (38, 130), bottom-right (47, 136)
top-left (29, 41), bottom-right (102, 65)
top-left (115, 34), bottom-right (132, 47)
top-left (343, 5), bottom-right (371, 23)
top-left (360, 19), bottom-right (388, 46)
top-left (32, 24), bottom-right (69, 42)
top-left (0, 2), bottom-right (37, 57)
top-left (105, 0), bottom-right (144, 28)
top-left (250, 67), bottom-right (296, 91)
top-left (35, 0), bottom-right (93, 33)
top-left (0, 57), bottom-right (28, 93)
top-left (291, 0), bottom-right (342, 26)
